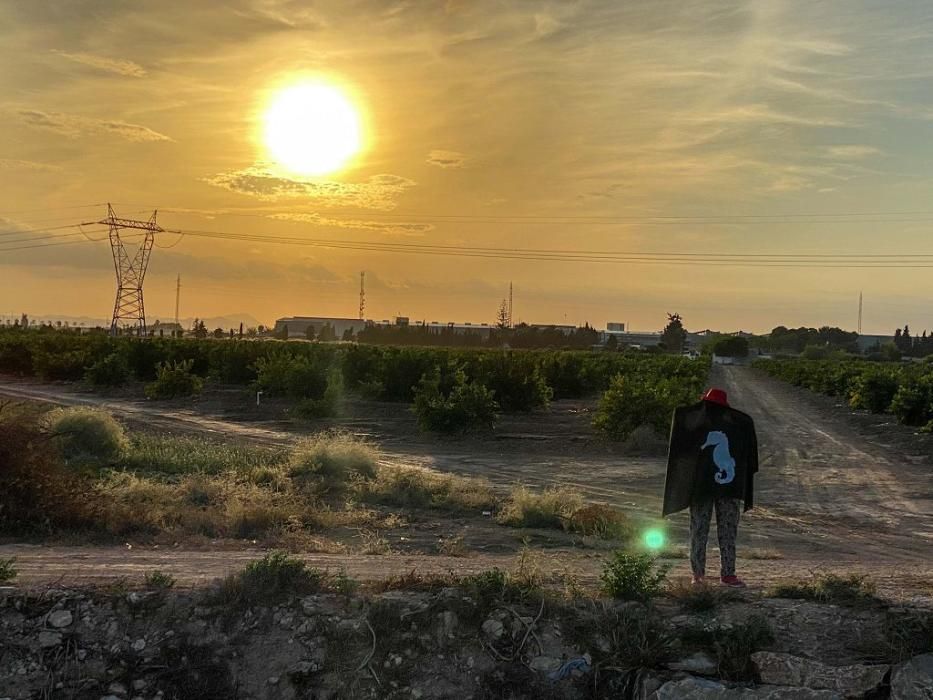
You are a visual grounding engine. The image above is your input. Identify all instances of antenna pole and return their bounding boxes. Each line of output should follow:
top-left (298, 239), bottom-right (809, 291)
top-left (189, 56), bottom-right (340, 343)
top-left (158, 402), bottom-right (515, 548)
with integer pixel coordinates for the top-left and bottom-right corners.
top-left (359, 271), bottom-right (366, 320)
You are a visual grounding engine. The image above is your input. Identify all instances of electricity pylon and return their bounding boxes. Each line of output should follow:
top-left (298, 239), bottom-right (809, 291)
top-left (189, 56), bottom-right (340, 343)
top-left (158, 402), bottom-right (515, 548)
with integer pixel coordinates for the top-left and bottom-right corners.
top-left (95, 204), bottom-right (163, 336)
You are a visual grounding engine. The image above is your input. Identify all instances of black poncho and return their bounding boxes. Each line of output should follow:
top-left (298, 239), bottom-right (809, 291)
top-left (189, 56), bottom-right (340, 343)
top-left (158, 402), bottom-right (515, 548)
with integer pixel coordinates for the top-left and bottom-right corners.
top-left (662, 400), bottom-right (758, 517)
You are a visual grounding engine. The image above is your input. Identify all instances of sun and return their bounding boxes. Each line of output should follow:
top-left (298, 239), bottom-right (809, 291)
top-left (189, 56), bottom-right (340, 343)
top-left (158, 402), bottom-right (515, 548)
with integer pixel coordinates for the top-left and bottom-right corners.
top-left (263, 82), bottom-right (362, 177)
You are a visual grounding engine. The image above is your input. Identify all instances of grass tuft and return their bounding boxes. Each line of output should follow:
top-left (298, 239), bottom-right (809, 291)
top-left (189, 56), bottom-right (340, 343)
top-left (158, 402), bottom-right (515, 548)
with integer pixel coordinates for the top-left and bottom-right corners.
top-left (144, 569), bottom-right (176, 590)
top-left (496, 485), bottom-right (583, 529)
top-left (600, 551), bottom-right (669, 601)
top-left (0, 557), bottom-right (17, 583)
top-left (43, 406), bottom-right (128, 466)
top-left (288, 431), bottom-right (379, 489)
top-left (666, 578), bottom-right (736, 612)
top-left (213, 551), bottom-right (326, 608)
top-left (356, 464), bottom-right (495, 512)
top-left (768, 573), bottom-right (879, 606)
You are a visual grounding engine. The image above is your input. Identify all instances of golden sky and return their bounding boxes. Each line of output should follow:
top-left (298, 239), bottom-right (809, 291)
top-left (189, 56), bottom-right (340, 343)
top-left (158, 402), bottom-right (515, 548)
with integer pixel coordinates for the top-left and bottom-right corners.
top-left (3, 1), bottom-right (933, 333)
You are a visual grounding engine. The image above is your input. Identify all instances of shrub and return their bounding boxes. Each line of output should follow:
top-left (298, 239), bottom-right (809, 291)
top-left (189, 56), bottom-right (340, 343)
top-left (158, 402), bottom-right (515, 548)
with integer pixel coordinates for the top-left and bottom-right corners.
top-left (288, 431), bottom-right (379, 489)
top-left (890, 375), bottom-right (933, 426)
top-left (480, 354), bottom-right (553, 411)
top-left (358, 465), bottom-right (495, 512)
top-left (566, 503), bottom-right (632, 540)
top-left (145, 360), bottom-right (203, 399)
top-left (0, 413), bottom-right (93, 533)
top-left (289, 368), bottom-right (344, 420)
top-left (496, 485), bottom-right (583, 529)
top-left (413, 368), bottom-right (499, 433)
top-left (254, 352), bottom-right (330, 399)
top-left (0, 558), bottom-right (16, 583)
top-left (593, 373), bottom-right (699, 440)
top-left (214, 551), bottom-right (325, 608)
top-left (44, 406), bottom-right (128, 465)
top-left (85, 352), bottom-right (132, 386)
top-left (667, 578), bottom-right (734, 612)
top-left (145, 570), bottom-right (176, 590)
top-left (600, 551), bottom-right (669, 600)
top-left (848, 371), bottom-right (898, 413)
top-left (33, 349), bottom-right (89, 380)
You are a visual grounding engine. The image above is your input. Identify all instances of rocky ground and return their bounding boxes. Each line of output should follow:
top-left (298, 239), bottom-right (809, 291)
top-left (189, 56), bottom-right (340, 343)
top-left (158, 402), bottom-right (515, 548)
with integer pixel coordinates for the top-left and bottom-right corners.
top-left (2, 580), bottom-right (931, 700)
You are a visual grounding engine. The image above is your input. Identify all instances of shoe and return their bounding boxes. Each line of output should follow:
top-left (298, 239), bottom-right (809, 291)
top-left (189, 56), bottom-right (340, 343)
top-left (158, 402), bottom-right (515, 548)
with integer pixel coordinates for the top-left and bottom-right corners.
top-left (720, 575), bottom-right (747, 588)
top-left (691, 575), bottom-right (705, 585)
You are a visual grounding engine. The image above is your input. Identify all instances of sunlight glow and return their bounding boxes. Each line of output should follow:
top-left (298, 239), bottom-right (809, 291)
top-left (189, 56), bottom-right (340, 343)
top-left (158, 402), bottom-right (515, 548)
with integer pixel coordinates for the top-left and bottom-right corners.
top-left (644, 528), bottom-right (665, 551)
top-left (263, 82), bottom-right (362, 176)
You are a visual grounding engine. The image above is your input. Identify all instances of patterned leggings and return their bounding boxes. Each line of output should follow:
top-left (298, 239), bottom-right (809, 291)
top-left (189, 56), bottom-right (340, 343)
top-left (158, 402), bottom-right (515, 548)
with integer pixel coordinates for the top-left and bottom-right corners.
top-left (690, 498), bottom-right (741, 578)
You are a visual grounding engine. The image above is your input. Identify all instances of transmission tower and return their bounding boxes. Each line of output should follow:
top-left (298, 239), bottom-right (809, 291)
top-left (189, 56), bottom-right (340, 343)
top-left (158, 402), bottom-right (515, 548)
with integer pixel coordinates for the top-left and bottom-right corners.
top-left (359, 271), bottom-right (366, 320)
top-left (95, 204), bottom-right (163, 336)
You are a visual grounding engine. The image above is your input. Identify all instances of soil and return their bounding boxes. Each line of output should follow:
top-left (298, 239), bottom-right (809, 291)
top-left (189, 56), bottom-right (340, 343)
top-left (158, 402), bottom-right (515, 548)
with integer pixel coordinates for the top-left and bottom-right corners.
top-left (1, 365), bottom-right (931, 598)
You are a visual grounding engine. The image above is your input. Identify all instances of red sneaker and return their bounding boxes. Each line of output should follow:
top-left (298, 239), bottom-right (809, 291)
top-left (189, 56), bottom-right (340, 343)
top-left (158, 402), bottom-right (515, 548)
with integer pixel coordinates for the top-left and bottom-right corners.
top-left (691, 575), bottom-right (705, 585)
top-left (720, 575), bottom-right (747, 588)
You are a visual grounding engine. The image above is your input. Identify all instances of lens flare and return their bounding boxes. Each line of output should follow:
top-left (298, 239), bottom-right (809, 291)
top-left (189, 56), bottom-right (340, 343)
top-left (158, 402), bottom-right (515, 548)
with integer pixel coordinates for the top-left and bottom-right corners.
top-left (644, 528), bottom-right (665, 551)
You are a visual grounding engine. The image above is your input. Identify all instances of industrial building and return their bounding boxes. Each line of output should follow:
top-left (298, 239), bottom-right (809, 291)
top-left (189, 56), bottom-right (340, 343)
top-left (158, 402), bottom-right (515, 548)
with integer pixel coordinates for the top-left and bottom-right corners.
top-left (273, 316), bottom-right (367, 339)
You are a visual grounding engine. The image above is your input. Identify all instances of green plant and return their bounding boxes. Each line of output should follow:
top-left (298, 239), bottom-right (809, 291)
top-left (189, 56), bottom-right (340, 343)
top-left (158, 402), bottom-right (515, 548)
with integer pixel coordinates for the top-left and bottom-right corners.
top-left (0, 557), bottom-right (17, 583)
top-left (593, 372), bottom-right (701, 440)
top-left (768, 573), bottom-right (878, 606)
top-left (289, 368), bottom-right (344, 419)
top-left (84, 352), bottom-right (132, 386)
top-left (43, 406), bottom-right (128, 465)
top-left (600, 551), bottom-right (669, 600)
top-left (214, 551), bottom-right (325, 608)
top-left (496, 485), bottom-right (583, 529)
top-left (145, 360), bottom-right (203, 399)
top-left (848, 371), bottom-right (899, 413)
top-left (413, 367), bottom-right (499, 433)
top-left (254, 352), bottom-right (331, 399)
top-left (145, 569), bottom-right (176, 589)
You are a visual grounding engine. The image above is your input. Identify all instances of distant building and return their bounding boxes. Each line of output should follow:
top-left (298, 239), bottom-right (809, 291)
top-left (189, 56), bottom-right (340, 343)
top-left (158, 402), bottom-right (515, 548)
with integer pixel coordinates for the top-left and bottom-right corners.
top-left (274, 316), bottom-right (366, 339)
top-left (600, 330), bottom-right (663, 347)
top-left (856, 334), bottom-right (894, 353)
top-left (607, 322), bottom-right (626, 332)
top-left (530, 323), bottom-right (577, 335)
top-left (150, 320), bottom-right (183, 336)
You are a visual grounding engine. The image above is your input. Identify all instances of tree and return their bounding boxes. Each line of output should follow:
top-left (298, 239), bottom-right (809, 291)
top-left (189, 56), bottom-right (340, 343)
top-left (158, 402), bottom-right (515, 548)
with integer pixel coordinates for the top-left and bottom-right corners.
top-left (212, 327), bottom-right (224, 339)
top-left (605, 334), bottom-right (619, 351)
top-left (238, 322), bottom-right (244, 338)
top-left (192, 318), bottom-right (208, 339)
top-left (496, 299), bottom-right (511, 330)
top-left (318, 323), bottom-right (337, 342)
top-left (710, 335), bottom-right (749, 358)
top-left (305, 325), bottom-right (317, 341)
top-left (660, 313), bottom-right (687, 354)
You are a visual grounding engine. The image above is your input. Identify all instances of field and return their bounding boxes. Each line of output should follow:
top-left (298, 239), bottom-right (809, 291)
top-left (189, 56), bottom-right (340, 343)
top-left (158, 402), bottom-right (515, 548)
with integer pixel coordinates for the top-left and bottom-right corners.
top-left (2, 345), bottom-right (933, 698)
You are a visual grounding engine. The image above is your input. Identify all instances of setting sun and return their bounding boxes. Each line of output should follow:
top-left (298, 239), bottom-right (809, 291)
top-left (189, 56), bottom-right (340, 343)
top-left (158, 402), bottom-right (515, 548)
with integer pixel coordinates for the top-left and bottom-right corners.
top-left (262, 82), bottom-right (362, 177)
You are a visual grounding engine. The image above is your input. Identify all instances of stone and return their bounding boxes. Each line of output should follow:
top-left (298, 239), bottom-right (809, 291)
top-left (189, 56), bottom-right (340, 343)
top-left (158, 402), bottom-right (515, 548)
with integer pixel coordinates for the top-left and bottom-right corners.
top-left (751, 652), bottom-right (887, 695)
top-left (891, 653), bottom-right (933, 700)
top-left (651, 677), bottom-right (844, 699)
top-left (131, 639), bottom-right (146, 652)
top-left (528, 656), bottom-right (562, 673)
top-left (107, 681), bottom-right (128, 697)
top-left (38, 630), bottom-right (62, 648)
top-left (47, 610), bottom-right (73, 628)
top-left (668, 652), bottom-right (719, 676)
top-left (481, 618), bottom-right (504, 640)
top-left (436, 611), bottom-right (457, 640)
top-left (131, 680), bottom-right (147, 691)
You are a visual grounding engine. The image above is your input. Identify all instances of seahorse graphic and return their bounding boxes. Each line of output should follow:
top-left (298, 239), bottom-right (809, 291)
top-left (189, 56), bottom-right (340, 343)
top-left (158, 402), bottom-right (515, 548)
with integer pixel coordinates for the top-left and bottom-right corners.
top-left (702, 431), bottom-right (736, 485)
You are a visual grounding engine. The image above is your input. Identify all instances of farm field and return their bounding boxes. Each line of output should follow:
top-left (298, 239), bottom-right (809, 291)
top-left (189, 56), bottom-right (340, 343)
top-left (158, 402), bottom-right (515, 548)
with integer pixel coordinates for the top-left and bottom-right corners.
top-left (2, 364), bottom-right (932, 593)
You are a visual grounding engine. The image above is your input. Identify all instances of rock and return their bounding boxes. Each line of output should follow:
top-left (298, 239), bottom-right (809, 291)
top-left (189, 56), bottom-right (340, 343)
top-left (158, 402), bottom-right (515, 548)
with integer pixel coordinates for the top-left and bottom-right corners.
top-left (751, 652), bottom-right (887, 695)
top-left (131, 680), bottom-right (147, 691)
top-left (891, 653), bottom-right (933, 700)
top-left (267, 675), bottom-right (280, 685)
top-left (38, 630), bottom-right (62, 648)
top-left (528, 656), bottom-right (562, 673)
top-left (651, 677), bottom-right (844, 699)
top-left (107, 681), bottom-right (128, 697)
top-left (481, 619), bottom-right (504, 640)
top-left (131, 639), bottom-right (146, 652)
top-left (668, 652), bottom-right (719, 676)
top-left (99, 696), bottom-right (121, 700)
top-left (436, 611), bottom-right (457, 640)
top-left (47, 610), bottom-right (73, 628)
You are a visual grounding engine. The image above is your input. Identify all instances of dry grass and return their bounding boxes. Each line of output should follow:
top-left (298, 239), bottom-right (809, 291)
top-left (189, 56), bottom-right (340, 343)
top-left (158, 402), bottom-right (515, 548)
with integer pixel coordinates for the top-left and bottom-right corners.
top-left (667, 578), bottom-right (739, 612)
top-left (43, 406), bottom-right (128, 466)
top-left (768, 573), bottom-right (879, 606)
top-left (288, 431), bottom-right (379, 490)
top-left (496, 485), bottom-right (583, 529)
top-left (437, 535), bottom-right (469, 557)
top-left (358, 529), bottom-right (392, 555)
top-left (566, 503), bottom-right (632, 540)
top-left (355, 464), bottom-right (496, 513)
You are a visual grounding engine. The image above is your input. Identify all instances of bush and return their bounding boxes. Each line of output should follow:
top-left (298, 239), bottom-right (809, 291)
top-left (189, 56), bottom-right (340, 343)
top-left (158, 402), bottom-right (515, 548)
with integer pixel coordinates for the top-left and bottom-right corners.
top-left (600, 551), bottom-right (669, 600)
top-left (593, 373), bottom-right (699, 439)
top-left (288, 432), bottom-right (379, 489)
top-left (496, 485), bottom-right (583, 529)
top-left (145, 360), bottom-right (203, 399)
top-left (289, 368), bottom-right (344, 420)
top-left (848, 371), bottom-right (898, 413)
top-left (33, 349), bottom-right (89, 380)
top-left (85, 352), bottom-right (132, 387)
top-left (890, 375), bottom-right (933, 426)
top-left (145, 570), bottom-right (176, 590)
top-left (413, 368), bottom-right (499, 433)
top-left (214, 551), bottom-right (325, 608)
top-left (0, 558), bottom-right (16, 583)
top-left (44, 406), bottom-right (128, 465)
top-left (709, 336), bottom-right (749, 358)
top-left (566, 503), bottom-right (632, 540)
top-left (254, 352), bottom-right (329, 399)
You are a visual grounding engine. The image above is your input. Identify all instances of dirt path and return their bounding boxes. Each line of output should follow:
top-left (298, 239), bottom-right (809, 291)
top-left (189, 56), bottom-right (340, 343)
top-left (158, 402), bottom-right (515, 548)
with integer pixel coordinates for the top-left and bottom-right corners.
top-left (2, 368), bottom-right (932, 587)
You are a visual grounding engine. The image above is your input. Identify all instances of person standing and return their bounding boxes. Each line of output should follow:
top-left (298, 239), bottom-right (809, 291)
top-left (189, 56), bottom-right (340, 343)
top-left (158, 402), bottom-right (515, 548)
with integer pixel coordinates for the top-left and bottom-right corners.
top-left (663, 388), bottom-right (758, 587)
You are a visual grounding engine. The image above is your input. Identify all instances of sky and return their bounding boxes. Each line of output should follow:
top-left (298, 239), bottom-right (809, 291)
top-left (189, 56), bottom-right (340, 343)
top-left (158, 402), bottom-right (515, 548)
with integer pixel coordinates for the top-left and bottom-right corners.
top-left (3, 0), bottom-right (933, 333)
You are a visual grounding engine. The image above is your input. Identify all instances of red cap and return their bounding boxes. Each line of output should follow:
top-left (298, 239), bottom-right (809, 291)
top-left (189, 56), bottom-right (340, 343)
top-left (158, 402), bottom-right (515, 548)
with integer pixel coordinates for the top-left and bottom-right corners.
top-left (701, 388), bottom-right (729, 407)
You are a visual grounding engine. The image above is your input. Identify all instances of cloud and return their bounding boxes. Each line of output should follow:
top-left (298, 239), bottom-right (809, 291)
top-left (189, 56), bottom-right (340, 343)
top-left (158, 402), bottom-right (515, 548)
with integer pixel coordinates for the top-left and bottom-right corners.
top-left (823, 145), bottom-right (880, 159)
top-left (204, 166), bottom-right (416, 209)
top-left (426, 149), bottom-right (466, 169)
top-left (17, 109), bottom-right (172, 142)
top-left (0, 159), bottom-right (61, 171)
top-left (268, 212), bottom-right (432, 235)
top-left (51, 50), bottom-right (146, 77)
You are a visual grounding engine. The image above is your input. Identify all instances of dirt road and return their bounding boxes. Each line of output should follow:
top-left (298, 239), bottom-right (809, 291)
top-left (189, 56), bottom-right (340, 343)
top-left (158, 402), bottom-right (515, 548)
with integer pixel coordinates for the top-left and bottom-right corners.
top-left (1, 366), bottom-right (932, 588)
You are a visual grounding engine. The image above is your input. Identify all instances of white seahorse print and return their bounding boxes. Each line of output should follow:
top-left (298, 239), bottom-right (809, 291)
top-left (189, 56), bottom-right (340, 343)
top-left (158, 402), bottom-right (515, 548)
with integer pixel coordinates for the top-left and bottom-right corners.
top-left (701, 430), bottom-right (736, 485)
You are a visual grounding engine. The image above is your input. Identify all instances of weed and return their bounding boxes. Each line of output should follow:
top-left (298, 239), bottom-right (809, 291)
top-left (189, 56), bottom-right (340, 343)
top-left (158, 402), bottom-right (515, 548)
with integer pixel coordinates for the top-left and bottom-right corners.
top-left (120, 434), bottom-right (285, 475)
top-left (358, 529), bottom-right (392, 555)
top-left (496, 485), bottom-right (583, 529)
top-left (214, 551), bottom-right (325, 608)
top-left (563, 601), bottom-right (674, 670)
top-left (288, 431), bottom-right (379, 490)
top-left (333, 570), bottom-right (359, 598)
top-left (43, 406), bottom-right (128, 466)
top-left (437, 535), bottom-right (468, 557)
top-left (769, 573), bottom-right (879, 606)
top-left (878, 608), bottom-right (933, 662)
top-left (0, 557), bottom-right (17, 583)
top-left (600, 551), bottom-right (669, 601)
top-left (566, 503), bottom-right (632, 540)
top-left (144, 570), bottom-right (176, 590)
